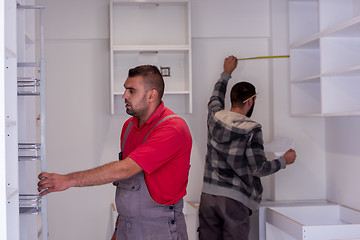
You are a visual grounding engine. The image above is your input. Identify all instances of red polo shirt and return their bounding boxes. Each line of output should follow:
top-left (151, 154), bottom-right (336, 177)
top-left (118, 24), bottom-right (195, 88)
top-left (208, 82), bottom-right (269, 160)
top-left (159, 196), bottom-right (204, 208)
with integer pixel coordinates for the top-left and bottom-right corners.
top-left (120, 102), bottom-right (192, 205)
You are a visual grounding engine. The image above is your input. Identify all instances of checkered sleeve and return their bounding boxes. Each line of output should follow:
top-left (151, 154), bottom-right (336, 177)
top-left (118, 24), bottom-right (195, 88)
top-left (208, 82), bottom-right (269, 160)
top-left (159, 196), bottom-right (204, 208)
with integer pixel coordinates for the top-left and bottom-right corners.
top-left (208, 72), bottom-right (231, 117)
top-left (245, 128), bottom-right (286, 177)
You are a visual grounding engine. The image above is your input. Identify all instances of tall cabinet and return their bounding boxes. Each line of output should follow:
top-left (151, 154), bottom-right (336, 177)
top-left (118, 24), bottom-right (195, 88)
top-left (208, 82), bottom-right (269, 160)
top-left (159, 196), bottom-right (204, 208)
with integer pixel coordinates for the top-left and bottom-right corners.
top-left (109, 0), bottom-right (192, 114)
top-left (4, 0), bottom-right (19, 239)
top-left (289, 0), bottom-right (360, 117)
top-left (3, 0), bottom-right (47, 239)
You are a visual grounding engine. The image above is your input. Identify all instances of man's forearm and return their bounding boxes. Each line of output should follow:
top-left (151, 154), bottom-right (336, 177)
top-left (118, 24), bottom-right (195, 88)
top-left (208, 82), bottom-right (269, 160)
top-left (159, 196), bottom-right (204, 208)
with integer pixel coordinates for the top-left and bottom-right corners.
top-left (69, 158), bottom-right (142, 187)
top-left (38, 157), bottom-right (142, 196)
top-left (68, 161), bottom-right (121, 187)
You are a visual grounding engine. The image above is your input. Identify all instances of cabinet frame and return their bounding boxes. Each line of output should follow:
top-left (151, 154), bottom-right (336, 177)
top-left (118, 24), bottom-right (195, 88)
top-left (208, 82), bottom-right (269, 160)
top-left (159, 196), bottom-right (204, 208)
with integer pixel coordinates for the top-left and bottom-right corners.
top-left (109, 0), bottom-right (192, 114)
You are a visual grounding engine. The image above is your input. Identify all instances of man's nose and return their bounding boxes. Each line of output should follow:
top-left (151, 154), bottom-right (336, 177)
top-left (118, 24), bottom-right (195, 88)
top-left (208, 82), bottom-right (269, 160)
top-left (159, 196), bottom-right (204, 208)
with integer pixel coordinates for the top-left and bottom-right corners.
top-left (122, 90), bottom-right (128, 99)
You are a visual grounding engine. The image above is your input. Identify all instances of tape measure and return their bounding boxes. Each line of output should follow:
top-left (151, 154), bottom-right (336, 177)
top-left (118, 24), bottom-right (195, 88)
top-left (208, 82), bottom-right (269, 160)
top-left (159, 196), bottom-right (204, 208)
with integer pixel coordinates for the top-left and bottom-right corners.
top-left (237, 55), bottom-right (289, 61)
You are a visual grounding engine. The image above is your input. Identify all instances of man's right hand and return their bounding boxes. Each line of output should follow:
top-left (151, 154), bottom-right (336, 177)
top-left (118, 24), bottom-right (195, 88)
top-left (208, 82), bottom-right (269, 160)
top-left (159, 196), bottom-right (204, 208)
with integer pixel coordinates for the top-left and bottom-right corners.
top-left (283, 149), bottom-right (296, 165)
top-left (224, 55), bottom-right (238, 75)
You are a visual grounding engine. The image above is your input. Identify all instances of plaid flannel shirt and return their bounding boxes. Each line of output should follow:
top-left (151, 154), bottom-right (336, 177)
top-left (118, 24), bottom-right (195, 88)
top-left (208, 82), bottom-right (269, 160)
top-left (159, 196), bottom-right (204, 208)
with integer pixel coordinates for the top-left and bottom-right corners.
top-left (202, 72), bottom-right (286, 211)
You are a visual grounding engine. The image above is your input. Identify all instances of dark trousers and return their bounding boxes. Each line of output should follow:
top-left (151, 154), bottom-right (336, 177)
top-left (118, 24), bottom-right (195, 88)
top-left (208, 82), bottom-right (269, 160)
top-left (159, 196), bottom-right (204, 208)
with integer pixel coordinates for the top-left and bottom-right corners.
top-left (198, 193), bottom-right (250, 240)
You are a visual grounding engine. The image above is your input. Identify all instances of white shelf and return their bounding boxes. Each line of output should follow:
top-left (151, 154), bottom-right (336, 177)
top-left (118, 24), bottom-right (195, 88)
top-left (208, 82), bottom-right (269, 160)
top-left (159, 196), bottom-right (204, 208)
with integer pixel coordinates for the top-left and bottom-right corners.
top-left (290, 75), bottom-right (321, 83)
top-left (291, 15), bottom-right (360, 49)
top-left (289, 0), bottom-right (360, 117)
top-left (110, 0), bottom-right (192, 114)
top-left (112, 45), bottom-right (190, 52)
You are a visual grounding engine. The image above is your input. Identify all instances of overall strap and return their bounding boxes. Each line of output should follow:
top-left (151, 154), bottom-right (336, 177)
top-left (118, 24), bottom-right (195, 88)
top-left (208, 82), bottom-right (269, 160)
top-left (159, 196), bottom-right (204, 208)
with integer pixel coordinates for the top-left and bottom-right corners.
top-left (121, 115), bottom-right (181, 154)
top-left (142, 115), bottom-right (179, 143)
top-left (121, 121), bottom-right (133, 151)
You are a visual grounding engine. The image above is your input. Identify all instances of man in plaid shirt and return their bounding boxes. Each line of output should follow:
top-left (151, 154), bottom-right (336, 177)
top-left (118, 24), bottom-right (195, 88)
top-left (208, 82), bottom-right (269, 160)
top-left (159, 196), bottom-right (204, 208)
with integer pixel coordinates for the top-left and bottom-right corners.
top-left (198, 55), bottom-right (296, 240)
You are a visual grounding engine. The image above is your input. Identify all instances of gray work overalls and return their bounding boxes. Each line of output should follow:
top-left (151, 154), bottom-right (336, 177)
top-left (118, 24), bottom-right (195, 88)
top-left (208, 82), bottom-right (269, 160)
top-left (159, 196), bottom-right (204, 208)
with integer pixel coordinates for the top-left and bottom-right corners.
top-left (114, 115), bottom-right (188, 240)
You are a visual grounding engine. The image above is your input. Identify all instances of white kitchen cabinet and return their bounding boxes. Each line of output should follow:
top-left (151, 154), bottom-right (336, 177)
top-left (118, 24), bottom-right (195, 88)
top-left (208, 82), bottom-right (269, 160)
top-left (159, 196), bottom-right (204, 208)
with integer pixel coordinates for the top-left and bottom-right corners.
top-left (289, 0), bottom-right (360, 117)
top-left (265, 203), bottom-right (360, 240)
top-left (109, 0), bottom-right (192, 114)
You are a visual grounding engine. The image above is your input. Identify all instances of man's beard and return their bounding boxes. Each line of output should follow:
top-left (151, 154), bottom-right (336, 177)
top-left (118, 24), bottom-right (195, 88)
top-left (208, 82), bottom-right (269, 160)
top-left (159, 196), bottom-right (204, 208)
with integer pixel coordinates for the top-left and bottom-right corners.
top-left (246, 103), bottom-right (254, 118)
top-left (126, 108), bottom-right (135, 116)
top-left (125, 94), bottom-right (147, 117)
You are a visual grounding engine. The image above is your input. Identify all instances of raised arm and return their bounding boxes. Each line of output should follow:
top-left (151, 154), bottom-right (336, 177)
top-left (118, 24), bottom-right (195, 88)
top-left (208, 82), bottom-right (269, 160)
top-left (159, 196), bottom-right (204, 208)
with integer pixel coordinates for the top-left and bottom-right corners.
top-left (208, 56), bottom-right (238, 115)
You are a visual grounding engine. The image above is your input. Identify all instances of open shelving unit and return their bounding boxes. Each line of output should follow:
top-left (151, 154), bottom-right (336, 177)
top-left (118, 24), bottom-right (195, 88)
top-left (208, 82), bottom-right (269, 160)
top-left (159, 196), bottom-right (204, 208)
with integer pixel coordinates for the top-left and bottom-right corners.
top-left (17, 1), bottom-right (48, 239)
top-left (289, 0), bottom-right (360, 117)
top-left (109, 0), bottom-right (192, 114)
top-left (3, 0), bottom-right (48, 239)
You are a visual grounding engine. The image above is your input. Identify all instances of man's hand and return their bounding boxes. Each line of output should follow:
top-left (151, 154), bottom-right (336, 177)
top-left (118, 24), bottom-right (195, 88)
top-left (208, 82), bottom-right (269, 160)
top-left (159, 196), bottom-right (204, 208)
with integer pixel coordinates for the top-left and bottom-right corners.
top-left (224, 55), bottom-right (238, 75)
top-left (283, 149), bottom-right (296, 165)
top-left (38, 172), bottom-right (74, 196)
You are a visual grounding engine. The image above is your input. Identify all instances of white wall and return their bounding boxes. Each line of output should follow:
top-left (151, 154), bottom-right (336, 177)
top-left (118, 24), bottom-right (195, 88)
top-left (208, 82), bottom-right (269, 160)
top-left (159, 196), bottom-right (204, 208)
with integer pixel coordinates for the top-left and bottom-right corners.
top-left (326, 116), bottom-right (360, 210)
top-left (270, 0), bottom-right (326, 201)
top-left (32, 0), bottom-right (345, 240)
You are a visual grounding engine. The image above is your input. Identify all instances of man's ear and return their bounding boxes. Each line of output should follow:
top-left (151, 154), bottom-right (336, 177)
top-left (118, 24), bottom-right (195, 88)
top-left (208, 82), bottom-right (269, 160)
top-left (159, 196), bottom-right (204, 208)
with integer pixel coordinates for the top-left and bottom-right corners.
top-left (148, 89), bottom-right (158, 102)
top-left (246, 98), bottom-right (253, 107)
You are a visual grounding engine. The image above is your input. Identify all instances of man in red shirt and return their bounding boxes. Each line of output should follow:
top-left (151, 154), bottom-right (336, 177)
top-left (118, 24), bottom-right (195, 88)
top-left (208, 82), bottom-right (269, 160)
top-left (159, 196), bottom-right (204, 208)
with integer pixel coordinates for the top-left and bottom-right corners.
top-left (38, 65), bottom-right (192, 239)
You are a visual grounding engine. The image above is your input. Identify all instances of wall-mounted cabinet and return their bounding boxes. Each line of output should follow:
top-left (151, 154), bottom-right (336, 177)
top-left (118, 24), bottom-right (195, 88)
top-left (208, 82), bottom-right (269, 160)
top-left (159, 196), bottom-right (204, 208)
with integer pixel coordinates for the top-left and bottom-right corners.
top-left (289, 0), bottom-right (360, 117)
top-left (110, 0), bottom-right (192, 114)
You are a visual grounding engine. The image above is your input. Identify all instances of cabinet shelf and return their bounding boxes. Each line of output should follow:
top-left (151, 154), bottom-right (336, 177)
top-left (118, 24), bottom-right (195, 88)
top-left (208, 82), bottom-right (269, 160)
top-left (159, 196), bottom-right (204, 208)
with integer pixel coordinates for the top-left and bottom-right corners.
top-left (291, 75), bottom-right (320, 83)
top-left (112, 45), bottom-right (190, 52)
top-left (19, 194), bottom-right (42, 215)
top-left (323, 65), bottom-right (360, 77)
top-left (290, 16), bottom-right (360, 49)
top-left (289, 0), bottom-right (360, 117)
top-left (292, 65), bottom-right (360, 83)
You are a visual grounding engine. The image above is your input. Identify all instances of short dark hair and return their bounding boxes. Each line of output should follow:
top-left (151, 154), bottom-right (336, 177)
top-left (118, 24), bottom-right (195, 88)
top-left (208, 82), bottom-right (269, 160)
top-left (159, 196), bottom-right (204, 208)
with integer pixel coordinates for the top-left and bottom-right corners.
top-left (128, 65), bottom-right (165, 99)
top-left (230, 81), bottom-right (256, 107)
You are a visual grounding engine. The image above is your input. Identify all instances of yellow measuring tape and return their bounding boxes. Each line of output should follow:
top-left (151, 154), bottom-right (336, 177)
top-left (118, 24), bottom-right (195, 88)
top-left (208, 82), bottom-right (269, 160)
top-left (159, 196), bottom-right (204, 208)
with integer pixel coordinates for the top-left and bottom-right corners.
top-left (237, 55), bottom-right (289, 61)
